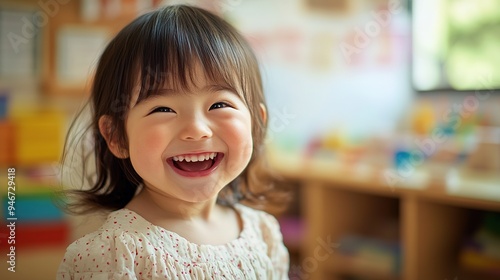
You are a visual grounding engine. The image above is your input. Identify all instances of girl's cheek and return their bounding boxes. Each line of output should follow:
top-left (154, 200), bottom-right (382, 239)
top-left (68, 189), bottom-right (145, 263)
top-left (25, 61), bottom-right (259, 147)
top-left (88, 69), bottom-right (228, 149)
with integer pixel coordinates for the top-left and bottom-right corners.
top-left (217, 120), bottom-right (252, 145)
top-left (220, 117), bottom-right (253, 153)
top-left (129, 127), bottom-right (168, 159)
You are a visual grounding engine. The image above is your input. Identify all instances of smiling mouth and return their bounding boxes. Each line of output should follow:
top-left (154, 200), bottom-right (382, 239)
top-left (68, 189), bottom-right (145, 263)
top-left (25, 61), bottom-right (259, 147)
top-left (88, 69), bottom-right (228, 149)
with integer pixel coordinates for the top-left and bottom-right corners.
top-left (167, 152), bottom-right (224, 177)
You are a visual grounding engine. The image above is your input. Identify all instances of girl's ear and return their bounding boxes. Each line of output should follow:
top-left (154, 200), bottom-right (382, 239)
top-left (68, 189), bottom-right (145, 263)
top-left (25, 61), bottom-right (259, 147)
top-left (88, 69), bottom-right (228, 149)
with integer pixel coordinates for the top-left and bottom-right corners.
top-left (259, 103), bottom-right (267, 125)
top-left (98, 115), bottom-right (129, 159)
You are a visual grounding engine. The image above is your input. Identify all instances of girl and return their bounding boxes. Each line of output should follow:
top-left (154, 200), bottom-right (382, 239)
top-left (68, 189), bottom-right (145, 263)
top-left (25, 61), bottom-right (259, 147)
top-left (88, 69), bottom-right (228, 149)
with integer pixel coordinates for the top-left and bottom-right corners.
top-left (57, 4), bottom-right (289, 280)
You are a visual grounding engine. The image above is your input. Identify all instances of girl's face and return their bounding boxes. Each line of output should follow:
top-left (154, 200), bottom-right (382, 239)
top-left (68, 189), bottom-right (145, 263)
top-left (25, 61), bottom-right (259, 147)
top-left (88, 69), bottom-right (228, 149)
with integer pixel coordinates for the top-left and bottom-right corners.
top-left (123, 66), bottom-right (253, 203)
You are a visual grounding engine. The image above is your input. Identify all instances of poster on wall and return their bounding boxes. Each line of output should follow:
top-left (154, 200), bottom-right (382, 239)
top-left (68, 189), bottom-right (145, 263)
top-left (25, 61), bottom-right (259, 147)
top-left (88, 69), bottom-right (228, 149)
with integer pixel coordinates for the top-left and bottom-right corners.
top-left (0, 7), bottom-right (40, 81)
top-left (56, 26), bottom-right (109, 87)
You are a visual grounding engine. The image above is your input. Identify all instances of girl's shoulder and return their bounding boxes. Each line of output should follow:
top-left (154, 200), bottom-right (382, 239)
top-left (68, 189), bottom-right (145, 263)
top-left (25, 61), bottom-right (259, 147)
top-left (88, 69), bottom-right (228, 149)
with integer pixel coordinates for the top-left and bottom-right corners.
top-left (58, 209), bottom-right (148, 277)
top-left (233, 204), bottom-right (283, 239)
top-left (234, 203), bottom-right (275, 222)
top-left (234, 203), bottom-right (289, 274)
top-left (62, 209), bottom-right (151, 256)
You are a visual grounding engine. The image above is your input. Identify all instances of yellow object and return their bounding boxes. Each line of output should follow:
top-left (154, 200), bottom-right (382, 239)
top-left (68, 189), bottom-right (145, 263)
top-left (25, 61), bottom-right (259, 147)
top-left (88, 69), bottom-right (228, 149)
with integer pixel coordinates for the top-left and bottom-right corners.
top-left (12, 110), bottom-right (64, 166)
top-left (412, 102), bottom-right (435, 135)
top-left (322, 131), bottom-right (345, 150)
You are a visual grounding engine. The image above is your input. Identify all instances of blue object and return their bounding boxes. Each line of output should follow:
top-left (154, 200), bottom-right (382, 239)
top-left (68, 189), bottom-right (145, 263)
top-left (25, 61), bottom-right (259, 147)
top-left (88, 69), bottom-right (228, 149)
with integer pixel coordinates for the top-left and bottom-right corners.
top-left (0, 92), bottom-right (8, 119)
top-left (394, 150), bottom-right (411, 169)
top-left (2, 195), bottom-right (64, 222)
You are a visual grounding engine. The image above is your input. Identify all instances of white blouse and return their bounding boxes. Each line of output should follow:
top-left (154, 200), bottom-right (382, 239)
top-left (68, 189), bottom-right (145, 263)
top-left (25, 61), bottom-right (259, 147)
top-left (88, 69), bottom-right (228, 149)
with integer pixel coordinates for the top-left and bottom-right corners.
top-left (57, 204), bottom-right (289, 279)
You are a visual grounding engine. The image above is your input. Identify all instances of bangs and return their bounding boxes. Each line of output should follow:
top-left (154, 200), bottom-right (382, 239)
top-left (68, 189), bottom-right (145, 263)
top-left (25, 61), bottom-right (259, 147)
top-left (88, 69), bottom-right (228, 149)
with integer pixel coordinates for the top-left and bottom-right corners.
top-left (133, 5), bottom-right (252, 104)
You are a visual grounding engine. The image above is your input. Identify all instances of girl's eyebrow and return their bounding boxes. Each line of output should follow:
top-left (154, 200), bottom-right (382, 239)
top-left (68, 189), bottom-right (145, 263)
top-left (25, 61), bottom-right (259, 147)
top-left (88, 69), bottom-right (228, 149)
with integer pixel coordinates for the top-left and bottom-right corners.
top-left (134, 84), bottom-right (237, 107)
top-left (202, 84), bottom-right (235, 94)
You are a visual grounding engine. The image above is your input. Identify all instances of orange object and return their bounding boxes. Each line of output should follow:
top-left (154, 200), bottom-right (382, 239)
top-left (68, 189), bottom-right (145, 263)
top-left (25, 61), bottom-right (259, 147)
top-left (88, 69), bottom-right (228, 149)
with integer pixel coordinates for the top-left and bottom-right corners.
top-left (0, 120), bottom-right (15, 166)
top-left (412, 102), bottom-right (435, 135)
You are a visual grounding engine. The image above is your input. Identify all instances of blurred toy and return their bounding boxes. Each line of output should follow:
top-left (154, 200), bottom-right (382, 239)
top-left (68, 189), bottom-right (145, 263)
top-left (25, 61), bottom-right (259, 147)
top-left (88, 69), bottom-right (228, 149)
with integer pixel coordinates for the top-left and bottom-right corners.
top-left (0, 181), bottom-right (69, 250)
top-left (460, 212), bottom-right (500, 276)
top-left (0, 91), bottom-right (8, 119)
top-left (466, 126), bottom-right (500, 172)
top-left (12, 109), bottom-right (64, 166)
top-left (0, 120), bottom-right (14, 166)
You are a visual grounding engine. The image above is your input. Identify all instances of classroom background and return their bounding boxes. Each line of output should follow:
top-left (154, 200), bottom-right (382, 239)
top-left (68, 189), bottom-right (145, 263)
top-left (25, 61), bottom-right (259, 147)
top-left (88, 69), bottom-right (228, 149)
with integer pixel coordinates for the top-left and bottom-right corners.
top-left (0, 0), bottom-right (499, 279)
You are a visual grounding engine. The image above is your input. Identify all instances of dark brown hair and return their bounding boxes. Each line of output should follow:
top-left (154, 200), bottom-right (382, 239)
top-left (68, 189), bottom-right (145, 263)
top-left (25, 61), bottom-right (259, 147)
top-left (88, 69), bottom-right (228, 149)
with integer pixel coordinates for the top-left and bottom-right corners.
top-left (60, 5), bottom-right (289, 214)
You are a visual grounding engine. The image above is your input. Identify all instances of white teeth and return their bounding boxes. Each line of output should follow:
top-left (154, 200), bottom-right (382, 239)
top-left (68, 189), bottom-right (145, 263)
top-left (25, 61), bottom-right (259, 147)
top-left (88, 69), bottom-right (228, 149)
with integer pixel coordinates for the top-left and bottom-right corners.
top-left (173, 156), bottom-right (182, 161)
top-left (172, 152), bottom-right (217, 162)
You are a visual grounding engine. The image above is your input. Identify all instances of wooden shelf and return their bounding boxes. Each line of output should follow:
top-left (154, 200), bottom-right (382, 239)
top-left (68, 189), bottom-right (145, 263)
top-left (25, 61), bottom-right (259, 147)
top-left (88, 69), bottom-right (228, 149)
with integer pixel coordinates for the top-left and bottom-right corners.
top-left (267, 150), bottom-right (500, 212)
top-left (457, 266), bottom-right (500, 280)
top-left (268, 150), bottom-right (500, 280)
top-left (327, 253), bottom-right (400, 280)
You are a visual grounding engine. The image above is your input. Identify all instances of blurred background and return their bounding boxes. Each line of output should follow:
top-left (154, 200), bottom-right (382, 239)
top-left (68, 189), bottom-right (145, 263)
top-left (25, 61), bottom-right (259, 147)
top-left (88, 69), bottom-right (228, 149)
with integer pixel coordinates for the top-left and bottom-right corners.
top-left (0, 0), bottom-right (499, 279)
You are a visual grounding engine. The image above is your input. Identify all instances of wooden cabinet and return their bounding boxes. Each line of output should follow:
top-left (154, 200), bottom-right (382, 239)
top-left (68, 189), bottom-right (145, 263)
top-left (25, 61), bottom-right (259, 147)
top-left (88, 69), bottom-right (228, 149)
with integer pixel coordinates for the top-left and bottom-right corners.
top-left (270, 151), bottom-right (500, 280)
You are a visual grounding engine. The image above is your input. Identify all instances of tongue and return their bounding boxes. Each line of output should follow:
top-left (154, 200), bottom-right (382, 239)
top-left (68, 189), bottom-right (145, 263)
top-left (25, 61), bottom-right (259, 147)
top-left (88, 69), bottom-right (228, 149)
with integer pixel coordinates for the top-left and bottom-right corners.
top-left (174, 160), bottom-right (213, 172)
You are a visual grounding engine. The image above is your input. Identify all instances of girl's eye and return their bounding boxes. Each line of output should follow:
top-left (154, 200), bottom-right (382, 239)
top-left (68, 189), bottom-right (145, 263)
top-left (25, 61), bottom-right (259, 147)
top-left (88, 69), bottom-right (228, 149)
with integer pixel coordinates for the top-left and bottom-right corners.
top-left (209, 102), bottom-right (230, 110)
top-left (150, 107), bottom-right (175, 114)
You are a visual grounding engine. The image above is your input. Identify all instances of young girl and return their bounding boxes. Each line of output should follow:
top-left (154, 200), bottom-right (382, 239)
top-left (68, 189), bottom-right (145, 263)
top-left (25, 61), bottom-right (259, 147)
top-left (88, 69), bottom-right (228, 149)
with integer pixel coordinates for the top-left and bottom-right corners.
top-left (57, 4), bottom-right (289, 280)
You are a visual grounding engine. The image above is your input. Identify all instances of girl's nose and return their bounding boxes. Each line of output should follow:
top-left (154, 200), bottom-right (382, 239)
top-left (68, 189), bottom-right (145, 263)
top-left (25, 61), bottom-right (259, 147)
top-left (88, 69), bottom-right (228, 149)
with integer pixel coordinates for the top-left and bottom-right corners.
top-left (179, 115), bottom-right (213, 141)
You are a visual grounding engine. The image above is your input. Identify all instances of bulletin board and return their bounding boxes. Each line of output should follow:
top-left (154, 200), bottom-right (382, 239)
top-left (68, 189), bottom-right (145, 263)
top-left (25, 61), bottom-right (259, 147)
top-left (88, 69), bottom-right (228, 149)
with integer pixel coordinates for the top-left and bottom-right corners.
top-left (0, 5), bottom-right (41, 83)
top-left (42, 0), bottom-right (167, 96)
top-left (55, 26), bottom-right (109, 88)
